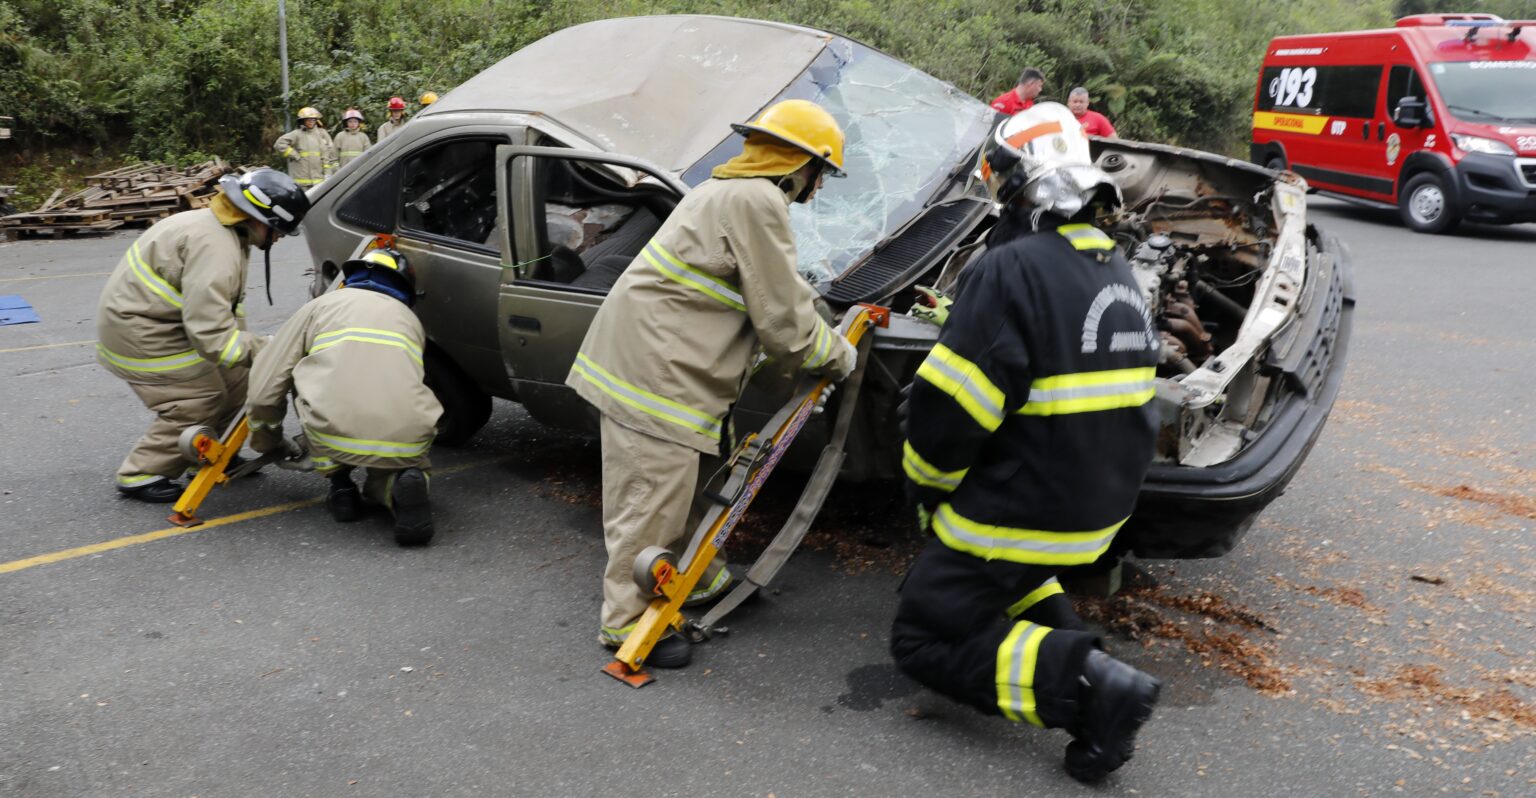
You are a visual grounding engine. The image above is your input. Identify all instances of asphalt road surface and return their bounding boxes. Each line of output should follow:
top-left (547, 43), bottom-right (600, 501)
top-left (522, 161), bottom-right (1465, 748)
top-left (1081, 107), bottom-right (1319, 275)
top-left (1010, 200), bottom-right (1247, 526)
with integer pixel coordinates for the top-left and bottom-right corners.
top-left (2, 200), bottom-right (1533, 797)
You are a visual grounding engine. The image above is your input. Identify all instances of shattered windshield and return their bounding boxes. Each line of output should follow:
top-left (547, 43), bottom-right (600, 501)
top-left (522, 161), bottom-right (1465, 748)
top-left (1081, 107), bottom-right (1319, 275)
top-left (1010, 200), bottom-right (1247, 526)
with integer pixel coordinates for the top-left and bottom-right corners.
top-left (684, 41), bottom-right (996, 286)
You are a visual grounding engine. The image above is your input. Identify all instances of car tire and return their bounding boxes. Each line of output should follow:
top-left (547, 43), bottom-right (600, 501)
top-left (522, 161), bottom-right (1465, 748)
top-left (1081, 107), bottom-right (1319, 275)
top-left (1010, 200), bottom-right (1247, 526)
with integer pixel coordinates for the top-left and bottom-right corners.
top-left (1398, 171), bottom-right (1461, 234)
top-left (424, 349), bottom-right (492, 447)
top-left (1263, 153), bottom-right (1286, 172)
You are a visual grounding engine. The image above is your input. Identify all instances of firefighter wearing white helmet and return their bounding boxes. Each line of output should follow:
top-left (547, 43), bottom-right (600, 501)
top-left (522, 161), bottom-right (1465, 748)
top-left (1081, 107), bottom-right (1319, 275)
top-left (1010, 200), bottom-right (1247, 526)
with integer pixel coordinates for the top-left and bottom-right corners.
top-left (334, 108), bottom-right (371, 168)
top-left (95, 168), bottom-right (311, 502)
top-left (246, 247), bottom-right (443, 545)
top-left (890, 102), bottom-right (1164, 784)
top-left (566, 99), bottom-right (858, 668)
top-left (274, 106), bottom-right (338, 186)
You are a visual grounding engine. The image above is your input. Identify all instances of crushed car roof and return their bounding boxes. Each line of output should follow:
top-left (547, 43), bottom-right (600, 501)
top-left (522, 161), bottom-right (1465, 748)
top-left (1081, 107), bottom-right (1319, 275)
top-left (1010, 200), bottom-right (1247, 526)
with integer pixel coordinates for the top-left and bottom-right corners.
top-left (422, 16), bottom-right (833, 174)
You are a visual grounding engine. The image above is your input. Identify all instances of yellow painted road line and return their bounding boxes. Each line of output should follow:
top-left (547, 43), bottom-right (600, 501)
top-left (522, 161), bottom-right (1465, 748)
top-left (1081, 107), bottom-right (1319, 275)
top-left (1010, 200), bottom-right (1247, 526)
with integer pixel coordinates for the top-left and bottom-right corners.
top-left (0, 457), bottom-right (505, 576)
top-left (0, 339), bottom-right (94, 354)
top-left (0, 271), bottom-right (113, 284)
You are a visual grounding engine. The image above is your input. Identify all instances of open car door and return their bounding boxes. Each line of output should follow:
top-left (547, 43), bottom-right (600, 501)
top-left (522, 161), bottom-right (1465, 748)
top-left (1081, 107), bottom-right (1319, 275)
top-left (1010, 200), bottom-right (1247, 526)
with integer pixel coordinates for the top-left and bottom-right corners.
top-left (493, 145), bottom-right (690, 431)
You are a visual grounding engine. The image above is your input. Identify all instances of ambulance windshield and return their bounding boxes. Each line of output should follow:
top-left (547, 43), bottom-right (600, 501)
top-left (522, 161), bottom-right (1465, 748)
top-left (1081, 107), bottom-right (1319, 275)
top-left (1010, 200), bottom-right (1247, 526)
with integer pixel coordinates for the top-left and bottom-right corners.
top-left (1428, 61), bottom-right (1536, 123)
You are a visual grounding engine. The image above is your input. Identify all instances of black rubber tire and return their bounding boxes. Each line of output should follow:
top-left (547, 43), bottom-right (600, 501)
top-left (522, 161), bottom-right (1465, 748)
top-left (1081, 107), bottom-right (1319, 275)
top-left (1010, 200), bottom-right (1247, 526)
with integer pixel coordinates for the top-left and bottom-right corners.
top-left (1263, 153), bottom-right (1286, 172)
top-left (423, 349), bottom-right (492, 447)
top-left (1398, 171), bottom-right (1461, 234)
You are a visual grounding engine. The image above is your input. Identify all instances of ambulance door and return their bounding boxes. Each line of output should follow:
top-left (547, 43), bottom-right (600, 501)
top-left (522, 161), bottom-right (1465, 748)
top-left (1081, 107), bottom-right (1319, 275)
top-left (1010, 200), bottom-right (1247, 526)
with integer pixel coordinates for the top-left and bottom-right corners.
top-left (1383, 64), bottom-right (1436, 197)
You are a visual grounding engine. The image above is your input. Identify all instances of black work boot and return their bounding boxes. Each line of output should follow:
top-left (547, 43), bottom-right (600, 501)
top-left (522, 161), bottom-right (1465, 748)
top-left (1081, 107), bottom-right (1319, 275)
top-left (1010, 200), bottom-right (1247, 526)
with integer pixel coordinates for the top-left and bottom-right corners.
top-left (327, 470), bottom-right (362, 522)
top-left (1064, 649), bottom-right (1162, 783)
top-left (118, 480), bottom-right (182, 503)
top-left (390, 468), bottom-right (433, 546)
top-left (646, 633), bottom-right (692, 669)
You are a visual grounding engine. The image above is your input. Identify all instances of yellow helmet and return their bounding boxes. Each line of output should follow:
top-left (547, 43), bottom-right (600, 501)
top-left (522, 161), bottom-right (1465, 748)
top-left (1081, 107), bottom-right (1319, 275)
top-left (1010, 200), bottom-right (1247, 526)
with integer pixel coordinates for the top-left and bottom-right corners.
top-left (297, 107), bottom-right (322, 121)
top-left (419, 92), bottom-right (439, 106)
top-left (731, 99), bottom-right (846, 177)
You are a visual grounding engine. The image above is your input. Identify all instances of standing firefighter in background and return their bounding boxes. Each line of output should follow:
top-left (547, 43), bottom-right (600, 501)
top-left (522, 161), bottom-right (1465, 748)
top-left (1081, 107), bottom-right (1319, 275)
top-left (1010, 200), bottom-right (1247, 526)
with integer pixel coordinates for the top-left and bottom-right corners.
top-left (376, 97), bottom-right (408, 142)
top-left (245, 248), bottom-right (442, 546)
top-left (891, 103), bottom-right (1163, 784)
top-left (334, 108), bottom-right (371, 168)
top-left (96, 169), bottom-right (310, 502)
top-left (274, 107), bottom-right (337, 187)
top-left (567, 99), bottom-right (858, 668)
top-left (418, 92), bottom-right (438, 109)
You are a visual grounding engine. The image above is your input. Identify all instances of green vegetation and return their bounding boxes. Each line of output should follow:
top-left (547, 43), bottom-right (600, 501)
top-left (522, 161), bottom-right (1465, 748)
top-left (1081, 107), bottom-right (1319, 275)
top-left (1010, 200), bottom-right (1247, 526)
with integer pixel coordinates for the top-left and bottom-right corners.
top-left (2, 0), bottom-right (1533, 206)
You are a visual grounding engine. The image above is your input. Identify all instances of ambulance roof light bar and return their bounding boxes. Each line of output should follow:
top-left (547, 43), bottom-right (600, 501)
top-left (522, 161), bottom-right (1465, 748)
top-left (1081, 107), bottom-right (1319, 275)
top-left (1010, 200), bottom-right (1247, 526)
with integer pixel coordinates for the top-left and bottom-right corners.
top-left (1395, 14), bottom-right (1502, 28)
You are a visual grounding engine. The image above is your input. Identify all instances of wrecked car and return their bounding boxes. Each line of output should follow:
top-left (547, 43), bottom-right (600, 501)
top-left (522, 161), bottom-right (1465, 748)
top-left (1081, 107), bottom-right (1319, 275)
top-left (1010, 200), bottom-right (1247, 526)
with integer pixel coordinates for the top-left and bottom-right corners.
top-left (300, 15), bottom-right (1354, 560)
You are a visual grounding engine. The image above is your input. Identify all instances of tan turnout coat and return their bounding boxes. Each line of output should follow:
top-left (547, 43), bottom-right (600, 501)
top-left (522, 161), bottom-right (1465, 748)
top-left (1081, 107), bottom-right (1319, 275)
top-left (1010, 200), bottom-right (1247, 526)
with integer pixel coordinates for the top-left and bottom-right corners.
top-left (376, 118), bottom-right (406, 143)
top-left (566, 176), bottom-right (854, 454)
top-left (95, 206), bottom-right (260, 385)
top-left (334, 129), bottom-right (371, 168)
top-left (246, 287), bottom-right (443, 470)
top-left (274, 126), bottom-right (337, 186)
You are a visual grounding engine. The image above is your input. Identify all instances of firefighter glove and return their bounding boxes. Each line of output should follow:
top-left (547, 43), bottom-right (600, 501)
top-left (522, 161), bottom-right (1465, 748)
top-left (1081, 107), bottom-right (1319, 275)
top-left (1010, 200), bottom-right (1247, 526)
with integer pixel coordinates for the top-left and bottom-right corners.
top-left (909, 285), bottom-right (952, 326)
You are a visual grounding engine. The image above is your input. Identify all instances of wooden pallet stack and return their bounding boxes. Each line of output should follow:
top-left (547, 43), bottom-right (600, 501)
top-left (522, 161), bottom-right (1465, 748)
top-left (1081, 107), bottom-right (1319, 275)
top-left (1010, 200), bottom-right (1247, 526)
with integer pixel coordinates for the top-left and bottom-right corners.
top-left (0, 159), bottom-right (234, 238)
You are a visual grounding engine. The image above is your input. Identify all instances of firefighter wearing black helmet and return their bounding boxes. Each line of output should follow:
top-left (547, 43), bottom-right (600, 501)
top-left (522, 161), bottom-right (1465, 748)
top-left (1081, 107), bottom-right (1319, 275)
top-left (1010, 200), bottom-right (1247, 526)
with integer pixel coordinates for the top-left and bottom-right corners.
top-left (95, 168), bottom-right (310, 502)
top-left (891, 102), bottom-right (1163, 784)
top-left (245, 248), bottom-right (444, 546)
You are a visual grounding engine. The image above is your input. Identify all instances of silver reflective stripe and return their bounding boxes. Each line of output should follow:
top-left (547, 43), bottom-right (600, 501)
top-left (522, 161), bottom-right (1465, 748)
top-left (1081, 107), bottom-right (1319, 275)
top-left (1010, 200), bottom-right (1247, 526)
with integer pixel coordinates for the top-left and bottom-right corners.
top-left (1027, 378), bottom-right (1153, 404)
top-left (641, 241), bottom-right (746, 311)
top-left (937, 517), bottom-right (1112, 557)
top-left (572, 353), bottom-right (722, 440)
top-left (922, 354), bottom-right (1005, 424)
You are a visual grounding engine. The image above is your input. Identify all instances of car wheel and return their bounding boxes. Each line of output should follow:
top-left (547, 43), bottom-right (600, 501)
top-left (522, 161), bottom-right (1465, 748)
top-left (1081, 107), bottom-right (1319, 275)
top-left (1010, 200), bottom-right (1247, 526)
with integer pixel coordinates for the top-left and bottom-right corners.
top-left (424, 349), bottom-right (492, 447)
top-left (1398, 172), bottom-right (1461, 234)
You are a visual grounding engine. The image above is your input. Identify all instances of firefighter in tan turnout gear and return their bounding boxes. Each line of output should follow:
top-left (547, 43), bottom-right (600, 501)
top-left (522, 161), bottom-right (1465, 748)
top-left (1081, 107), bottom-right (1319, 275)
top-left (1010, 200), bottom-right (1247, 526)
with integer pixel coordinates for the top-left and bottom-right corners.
top-left (567, 99), bottom-right (858, 668)
top-left (376, 97), bottom-right (408, 143)
top-left (333, 108), bottom-right (371, 168)
top-left (891, 103), bottom-right (1163, 783)
top-left (96, 168), bottom-right (310, 502)
top-left (274, 106), bottom-right (337, 187)
top-left (245, 248), bottom-right (443, 546)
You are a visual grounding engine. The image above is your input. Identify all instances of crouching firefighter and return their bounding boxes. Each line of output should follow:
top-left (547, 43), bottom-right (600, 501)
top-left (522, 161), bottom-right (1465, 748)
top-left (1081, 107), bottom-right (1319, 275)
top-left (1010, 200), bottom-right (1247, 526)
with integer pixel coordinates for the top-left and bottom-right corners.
top-left (567, 99), bottom-right (858, 668)
top-left (96, 168), bottom-right (310, 502)
top-left (245, 248), bottom-right (444, 546)
top-left (890, 102), bottom-right (1164, 783)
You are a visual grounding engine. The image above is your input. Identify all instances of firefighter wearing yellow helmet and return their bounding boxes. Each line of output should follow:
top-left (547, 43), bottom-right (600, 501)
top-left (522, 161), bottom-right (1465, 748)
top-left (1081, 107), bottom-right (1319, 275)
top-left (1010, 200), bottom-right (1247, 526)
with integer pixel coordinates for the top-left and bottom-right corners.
top-left (419, 92), bottom-right (439, 107)
top-left (273, 106), bottom-right (338, 187)
top-left (566, 99), bottom-right (857, 668)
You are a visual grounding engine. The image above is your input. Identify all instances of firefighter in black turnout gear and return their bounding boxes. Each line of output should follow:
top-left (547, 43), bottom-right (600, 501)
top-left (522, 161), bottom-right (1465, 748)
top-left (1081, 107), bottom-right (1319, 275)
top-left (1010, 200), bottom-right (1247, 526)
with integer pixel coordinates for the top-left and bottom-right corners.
top-left (891, 102), bottom-right (1163, 783)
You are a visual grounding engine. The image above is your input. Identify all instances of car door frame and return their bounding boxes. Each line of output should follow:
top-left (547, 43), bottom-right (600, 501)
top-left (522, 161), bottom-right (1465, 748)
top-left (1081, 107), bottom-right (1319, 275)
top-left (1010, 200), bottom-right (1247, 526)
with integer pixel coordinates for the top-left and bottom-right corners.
top-left (492, 144), bottom-right (690, 431)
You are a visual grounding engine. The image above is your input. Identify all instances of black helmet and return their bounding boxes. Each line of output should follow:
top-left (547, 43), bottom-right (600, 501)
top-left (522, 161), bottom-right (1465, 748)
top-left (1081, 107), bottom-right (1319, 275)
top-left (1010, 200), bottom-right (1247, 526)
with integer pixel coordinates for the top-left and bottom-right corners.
top-left (341, 247), bottom-right (416, 293)
top-left (219, 168), bottom-right (310, 235)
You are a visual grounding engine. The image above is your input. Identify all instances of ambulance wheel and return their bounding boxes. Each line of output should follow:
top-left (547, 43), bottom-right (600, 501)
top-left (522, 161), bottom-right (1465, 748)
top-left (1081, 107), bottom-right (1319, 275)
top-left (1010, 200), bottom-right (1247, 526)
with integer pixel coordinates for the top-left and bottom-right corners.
top-left (1399, 172), bottom-right (1460, 234)
top-left (178, 425), bottom-right (218, 464)
top-left (632, 546), bottom-right (676, 595)
top-left (1263, 153), bottom-right (1286, 172)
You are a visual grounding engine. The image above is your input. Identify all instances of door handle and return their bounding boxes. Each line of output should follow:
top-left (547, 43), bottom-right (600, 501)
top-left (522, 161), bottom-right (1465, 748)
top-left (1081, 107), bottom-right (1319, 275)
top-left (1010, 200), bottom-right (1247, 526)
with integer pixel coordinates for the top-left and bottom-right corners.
top-left (1378, 122), bottom-right (1386, 140)
top-left (1361, 122), bottom-right (1369, 140)
top-left (508, 315), bottom-right (541, 333)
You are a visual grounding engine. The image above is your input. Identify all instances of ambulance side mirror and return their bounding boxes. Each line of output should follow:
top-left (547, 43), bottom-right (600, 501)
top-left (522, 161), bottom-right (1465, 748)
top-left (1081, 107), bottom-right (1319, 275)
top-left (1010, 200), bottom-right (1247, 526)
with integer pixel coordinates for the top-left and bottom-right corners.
top-left (1393, 97), bottom-right (1431, 129)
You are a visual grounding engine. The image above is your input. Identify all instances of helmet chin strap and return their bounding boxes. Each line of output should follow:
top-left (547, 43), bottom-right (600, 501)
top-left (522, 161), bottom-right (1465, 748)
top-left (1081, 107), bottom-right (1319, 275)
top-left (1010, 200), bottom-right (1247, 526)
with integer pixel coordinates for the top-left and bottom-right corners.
top-left (263, 235), bottom-right (275, 305)
top-left (777, 162), bottom-right (823, 204)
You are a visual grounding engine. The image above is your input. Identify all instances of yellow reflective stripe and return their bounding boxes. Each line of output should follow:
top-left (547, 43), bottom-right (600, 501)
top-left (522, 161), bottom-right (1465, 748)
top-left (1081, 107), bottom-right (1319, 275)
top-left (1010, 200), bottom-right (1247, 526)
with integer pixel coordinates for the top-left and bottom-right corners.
top-left (116, 473), bottom-right (167, 487)
top-left (571, 353), bottom-right (722, 440)
top-left (932, 503), bottom-right (1123, 566)
top-left (311, 456), bottom-right (341, 473)
top-left (282, 147), bottom-right (296, 157)
top-left (600, 622), bottom-right (639, 644)
top-left (294, 178), bottom-right (322, 185)
top-left (688, 566), bottom-right (732, 602)
top-left (1018, 367), bottom-right (1155, 416)
top-left (235, 302), bottom-right (246, 318)
top-left (1057, 223), bottom-right (1115, 251)
top-left (297, 150), bottom-right (321, 157)
top-left (915, 344), bottom-right (1006, 431)
top-left (242, 189), bottom-right (271, 210)
top-left (803, 322), bottom-right (833, 369)
top-left (126, 243), bottom-right (184, 309)
top-left (1006, 578), bottom-right (1064, 619)
top-left (217, 330), bottom-right (243, 367)
top-left (96, 344), bottom-right (204, 374)
top-left (247, 418), bottom-right (280, 432)
top-left (339, 150), bottom-right (365, 157)
top-left (642, 241), bottom-right (746, 311)
top-left (310, 327), bottom-right (423, 365)
top-left (901, 441), bottom-right (967, 491)
top-left (305, 427), bottom-right (431, 458)
top-left (996, 621), bottom-right (1050, 726)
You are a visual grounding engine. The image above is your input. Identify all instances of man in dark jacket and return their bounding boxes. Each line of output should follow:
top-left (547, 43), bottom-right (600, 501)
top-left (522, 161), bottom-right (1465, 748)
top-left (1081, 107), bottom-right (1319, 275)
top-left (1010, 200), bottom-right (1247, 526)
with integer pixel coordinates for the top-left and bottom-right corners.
top-left (892, 102), bottom-right (1163, 783)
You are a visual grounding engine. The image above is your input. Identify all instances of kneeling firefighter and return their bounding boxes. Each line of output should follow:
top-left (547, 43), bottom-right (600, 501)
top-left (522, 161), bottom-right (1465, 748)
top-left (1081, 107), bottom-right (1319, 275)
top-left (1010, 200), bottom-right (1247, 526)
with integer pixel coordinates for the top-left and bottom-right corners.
top-left (891, 102), bottom-right (1163, 783)
top-left (566, 99), bottom-right (858, 668)
top-left (245, 248), bottom-right (444, 546)
top-left (96, 168), bottom-right (309, 502)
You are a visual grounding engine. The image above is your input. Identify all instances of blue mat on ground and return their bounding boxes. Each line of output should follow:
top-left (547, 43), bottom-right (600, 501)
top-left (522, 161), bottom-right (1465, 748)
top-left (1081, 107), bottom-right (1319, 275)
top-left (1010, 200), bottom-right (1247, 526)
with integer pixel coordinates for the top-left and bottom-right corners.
top-left (0, 294), bottom-right (40, 325)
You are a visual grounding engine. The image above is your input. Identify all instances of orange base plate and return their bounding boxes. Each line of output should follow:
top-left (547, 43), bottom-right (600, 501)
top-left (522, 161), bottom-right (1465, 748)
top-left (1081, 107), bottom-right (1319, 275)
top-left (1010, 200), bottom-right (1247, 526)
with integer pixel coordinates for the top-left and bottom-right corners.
top-left (601, 660), bottom-right (655, 688)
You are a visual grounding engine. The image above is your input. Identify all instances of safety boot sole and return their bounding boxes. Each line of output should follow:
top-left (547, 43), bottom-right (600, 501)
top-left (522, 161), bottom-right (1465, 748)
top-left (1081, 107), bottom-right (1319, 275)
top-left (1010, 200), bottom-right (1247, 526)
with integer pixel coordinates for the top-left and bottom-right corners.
top-left (390, 469), bottom-right (434, 546)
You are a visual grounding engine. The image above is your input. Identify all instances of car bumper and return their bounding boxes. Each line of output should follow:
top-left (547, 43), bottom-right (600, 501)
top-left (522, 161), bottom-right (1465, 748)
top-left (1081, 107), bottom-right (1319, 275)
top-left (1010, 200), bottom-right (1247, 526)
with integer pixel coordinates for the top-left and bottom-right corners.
top-left (1121, 230), bottom-right (1356, 559)
top-left (1453, 153), bottom-right (1536, 225)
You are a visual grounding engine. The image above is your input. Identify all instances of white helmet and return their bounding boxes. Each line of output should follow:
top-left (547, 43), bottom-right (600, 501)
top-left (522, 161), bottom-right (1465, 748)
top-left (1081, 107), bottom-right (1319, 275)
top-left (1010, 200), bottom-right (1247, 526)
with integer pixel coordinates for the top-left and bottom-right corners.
top-left (978, 102), bottom-right (1120, 216)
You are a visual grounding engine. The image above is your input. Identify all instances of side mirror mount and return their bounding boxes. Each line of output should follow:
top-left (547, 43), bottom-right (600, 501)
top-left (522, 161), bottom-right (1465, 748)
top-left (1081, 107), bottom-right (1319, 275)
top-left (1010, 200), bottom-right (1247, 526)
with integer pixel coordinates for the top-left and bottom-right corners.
top-left (1394, 96), bottom-right (1431, 129)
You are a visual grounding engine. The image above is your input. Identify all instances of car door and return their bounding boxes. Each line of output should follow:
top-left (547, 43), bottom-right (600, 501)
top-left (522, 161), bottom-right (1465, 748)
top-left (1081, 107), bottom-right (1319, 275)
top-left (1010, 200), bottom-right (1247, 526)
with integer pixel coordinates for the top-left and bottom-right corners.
top-left (493, 144), bottom-right (689, 430)
top-left (1383, 63), bottom-right (1435, 197)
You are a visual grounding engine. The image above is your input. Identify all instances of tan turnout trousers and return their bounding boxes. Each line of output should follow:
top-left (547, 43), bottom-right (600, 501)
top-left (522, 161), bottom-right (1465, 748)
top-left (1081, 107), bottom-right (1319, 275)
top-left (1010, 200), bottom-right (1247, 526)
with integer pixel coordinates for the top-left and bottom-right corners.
top-left (118, 367), bottom-right (248, 487)
top-left (598, 416), bottom-right (727, 645)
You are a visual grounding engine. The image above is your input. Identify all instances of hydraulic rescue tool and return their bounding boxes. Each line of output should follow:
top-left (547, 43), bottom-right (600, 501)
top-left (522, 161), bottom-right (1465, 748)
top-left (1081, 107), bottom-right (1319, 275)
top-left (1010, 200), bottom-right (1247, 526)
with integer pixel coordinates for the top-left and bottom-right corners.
top-left (167, 415), bottom-right (299, 527)
top-left (602, 304), bottom-right (888, 688)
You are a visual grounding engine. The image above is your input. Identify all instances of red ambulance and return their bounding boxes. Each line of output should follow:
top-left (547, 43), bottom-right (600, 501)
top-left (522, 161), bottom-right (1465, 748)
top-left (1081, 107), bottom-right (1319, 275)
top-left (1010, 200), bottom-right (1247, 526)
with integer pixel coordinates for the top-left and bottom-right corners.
top-left (1251, 14), bottom-right (1536, 233)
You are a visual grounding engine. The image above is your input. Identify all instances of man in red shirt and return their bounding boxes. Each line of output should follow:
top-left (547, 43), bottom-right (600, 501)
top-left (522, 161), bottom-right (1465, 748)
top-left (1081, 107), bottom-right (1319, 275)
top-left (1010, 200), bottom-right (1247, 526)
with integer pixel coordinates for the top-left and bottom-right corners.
top-left (990, 67), bottom-right (1045, 116)
top-left (1068, 87), bottom-right (1117, 138)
